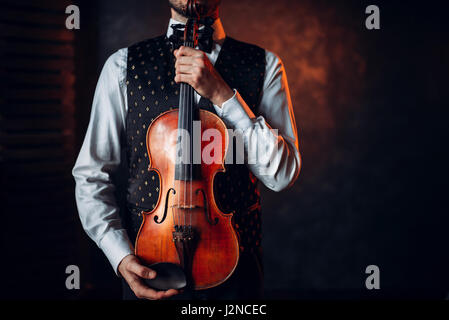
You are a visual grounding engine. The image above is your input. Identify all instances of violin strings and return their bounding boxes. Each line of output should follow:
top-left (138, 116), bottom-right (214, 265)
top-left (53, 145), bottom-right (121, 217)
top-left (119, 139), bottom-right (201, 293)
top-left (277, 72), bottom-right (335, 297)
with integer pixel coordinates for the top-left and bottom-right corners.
top-left (186, 47), bottom-right (192, 230)
top-left (182, 79), bottom-right (187, 229)
top-left (178, 46), bottom-right (187, 229)
top-left (176, 72), bottom-right (184, 230)
top-left (188, 54), bottom-right (192, 230)
top-left (185, 79), bottom-right (188, 229)
top-left (189, 68), bottom-right (193, 229)
top-left (184, 75), bottom-right (191, 230)
top-left (182, 42), bottom-right (190, 227)
top-left (176, 36), bottom-right (196, 232)
top-left (178, 49), bottom-right (182, 230)
top-left (189, 84), bottom-right (195, 227)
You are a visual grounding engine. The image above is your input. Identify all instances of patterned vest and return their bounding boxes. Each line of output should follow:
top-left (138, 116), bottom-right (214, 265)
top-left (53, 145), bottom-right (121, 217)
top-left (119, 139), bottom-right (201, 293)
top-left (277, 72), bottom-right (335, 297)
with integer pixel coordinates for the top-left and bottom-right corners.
top-left (125, 35), bottom-right (265, 253)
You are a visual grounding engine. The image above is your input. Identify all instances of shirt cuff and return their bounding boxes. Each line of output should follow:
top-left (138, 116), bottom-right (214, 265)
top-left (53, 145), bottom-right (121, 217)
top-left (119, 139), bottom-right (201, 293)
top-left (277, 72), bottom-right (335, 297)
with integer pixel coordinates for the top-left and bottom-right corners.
top-left (98, 229), bottom-right (134, 275)
top-left (213, 89), bottom-right (256, 131)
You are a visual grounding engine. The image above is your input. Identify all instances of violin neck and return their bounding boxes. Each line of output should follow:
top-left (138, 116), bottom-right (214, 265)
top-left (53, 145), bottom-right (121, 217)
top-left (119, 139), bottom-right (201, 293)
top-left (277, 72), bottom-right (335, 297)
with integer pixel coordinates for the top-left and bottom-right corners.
top-left (175, 20), bottom-right (200, 181)
top-left (177, 18), bottom-right (198, 133)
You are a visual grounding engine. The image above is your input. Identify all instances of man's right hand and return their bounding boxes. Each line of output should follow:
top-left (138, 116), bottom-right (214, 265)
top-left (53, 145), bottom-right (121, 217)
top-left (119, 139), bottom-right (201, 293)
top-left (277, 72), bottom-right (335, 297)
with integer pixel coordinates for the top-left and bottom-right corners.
top-left (118, 254), bottom-right (179, 300)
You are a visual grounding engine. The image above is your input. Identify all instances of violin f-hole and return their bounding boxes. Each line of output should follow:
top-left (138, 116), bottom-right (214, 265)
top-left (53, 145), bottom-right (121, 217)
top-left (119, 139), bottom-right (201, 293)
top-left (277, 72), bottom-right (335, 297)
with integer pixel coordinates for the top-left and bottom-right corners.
top-left (154, 188), bottom-right (176, 224)
top-left (196, 188), bottom-right (218, 226)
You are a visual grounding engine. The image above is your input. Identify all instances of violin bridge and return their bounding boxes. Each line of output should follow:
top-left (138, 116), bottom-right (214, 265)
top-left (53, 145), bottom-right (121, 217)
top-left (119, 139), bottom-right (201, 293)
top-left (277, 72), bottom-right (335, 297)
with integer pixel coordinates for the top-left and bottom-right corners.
top-left (170, 204), bottom-right (202, 209)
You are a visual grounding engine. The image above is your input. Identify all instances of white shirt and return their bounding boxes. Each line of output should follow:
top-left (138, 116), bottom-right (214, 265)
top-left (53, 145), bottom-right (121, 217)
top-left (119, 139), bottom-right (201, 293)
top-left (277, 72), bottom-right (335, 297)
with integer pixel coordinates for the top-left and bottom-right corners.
top-left (72, 18), bottom-right (301, 274)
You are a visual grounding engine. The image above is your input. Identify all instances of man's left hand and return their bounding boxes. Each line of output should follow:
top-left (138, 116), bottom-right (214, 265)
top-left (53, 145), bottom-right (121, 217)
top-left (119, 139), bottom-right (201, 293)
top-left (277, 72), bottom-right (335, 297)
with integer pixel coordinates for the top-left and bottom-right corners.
top-left (174, 46), bottom-right (234, 107)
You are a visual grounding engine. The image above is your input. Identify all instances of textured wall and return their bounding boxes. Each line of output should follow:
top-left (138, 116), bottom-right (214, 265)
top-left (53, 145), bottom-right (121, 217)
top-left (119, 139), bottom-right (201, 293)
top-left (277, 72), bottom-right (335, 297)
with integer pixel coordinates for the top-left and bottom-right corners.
top-left (88, 0), bottom-right (449, 298)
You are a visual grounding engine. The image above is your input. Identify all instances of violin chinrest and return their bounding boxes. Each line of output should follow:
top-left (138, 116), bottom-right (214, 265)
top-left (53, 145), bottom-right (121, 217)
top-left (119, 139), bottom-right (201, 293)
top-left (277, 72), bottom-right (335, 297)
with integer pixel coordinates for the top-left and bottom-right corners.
top-left (142, 262), bottom-right (187, 291)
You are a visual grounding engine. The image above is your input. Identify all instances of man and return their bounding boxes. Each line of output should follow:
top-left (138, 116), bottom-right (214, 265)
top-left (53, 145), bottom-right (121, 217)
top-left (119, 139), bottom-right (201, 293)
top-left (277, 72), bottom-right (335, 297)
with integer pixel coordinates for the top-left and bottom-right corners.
top-left (73, 0), bottom-right (300, 300)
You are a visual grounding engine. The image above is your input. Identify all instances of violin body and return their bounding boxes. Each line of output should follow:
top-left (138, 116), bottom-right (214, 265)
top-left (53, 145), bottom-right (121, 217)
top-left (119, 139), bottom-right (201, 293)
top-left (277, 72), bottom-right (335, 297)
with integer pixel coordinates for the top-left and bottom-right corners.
top-left (135, 109), bottom-right (240, 290)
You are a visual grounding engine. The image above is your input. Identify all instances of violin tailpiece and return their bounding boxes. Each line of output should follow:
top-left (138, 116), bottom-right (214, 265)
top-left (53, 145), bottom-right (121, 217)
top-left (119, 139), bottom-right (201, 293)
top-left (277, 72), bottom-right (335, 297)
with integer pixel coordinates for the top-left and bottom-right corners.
top-left (173, 226), bottom-right (197, 285)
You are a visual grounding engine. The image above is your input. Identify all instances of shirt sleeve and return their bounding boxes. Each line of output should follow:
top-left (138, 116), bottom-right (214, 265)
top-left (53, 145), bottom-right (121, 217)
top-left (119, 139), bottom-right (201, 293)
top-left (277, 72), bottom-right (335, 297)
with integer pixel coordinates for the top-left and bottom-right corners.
top-left (72, 48), bottom-right (133, 274)
top-left (213, 50), bottom-right (301, 191)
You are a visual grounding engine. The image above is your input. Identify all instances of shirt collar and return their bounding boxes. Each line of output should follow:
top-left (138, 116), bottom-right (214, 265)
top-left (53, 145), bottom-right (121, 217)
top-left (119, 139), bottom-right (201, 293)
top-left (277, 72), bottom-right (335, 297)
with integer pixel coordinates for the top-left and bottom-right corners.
top-left (166, 17), bottom-right (226, 45)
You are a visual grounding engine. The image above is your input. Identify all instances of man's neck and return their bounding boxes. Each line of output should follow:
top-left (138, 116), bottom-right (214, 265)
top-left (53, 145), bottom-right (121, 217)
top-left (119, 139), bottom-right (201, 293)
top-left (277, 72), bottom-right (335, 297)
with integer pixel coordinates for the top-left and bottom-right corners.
top-left (170, 9), bottom-right (188, 23)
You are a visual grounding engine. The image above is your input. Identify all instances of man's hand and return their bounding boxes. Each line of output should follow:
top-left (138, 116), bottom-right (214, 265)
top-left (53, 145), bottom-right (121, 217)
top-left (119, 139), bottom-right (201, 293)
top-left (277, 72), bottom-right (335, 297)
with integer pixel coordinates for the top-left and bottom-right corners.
top-left (118, 254), bottom-right (179, 300)
top-left (174, 46), bottom-right (234, 107)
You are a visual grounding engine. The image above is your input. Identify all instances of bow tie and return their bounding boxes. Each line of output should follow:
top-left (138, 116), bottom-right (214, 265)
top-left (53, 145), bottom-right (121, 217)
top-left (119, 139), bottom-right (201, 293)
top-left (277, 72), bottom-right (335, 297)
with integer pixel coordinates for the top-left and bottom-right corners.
top-left (168, 18), bottom-right (215, 53)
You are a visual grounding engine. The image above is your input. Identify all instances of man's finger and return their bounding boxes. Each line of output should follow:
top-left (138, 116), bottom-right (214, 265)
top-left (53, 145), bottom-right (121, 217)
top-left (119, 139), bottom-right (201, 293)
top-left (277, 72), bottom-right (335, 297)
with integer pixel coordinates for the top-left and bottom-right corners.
top-left (175, 64), bottom-right (194, 74)
top-left (133, 280), bottom-right (179, 300)
top-left (175, 46), bottom-right (203, 57)
top-left (128, 261), bottom-right (156, 279)
top-left (175, 57), bottom-right (204, 70)
top-left (174, 73), bottom-right (193, 84)
top-left (163, 289), bottom-right (179, 298)
top-left (175, 55), bottom-right (195, 66)
top-left (131, 280), bottom-right (161, 300)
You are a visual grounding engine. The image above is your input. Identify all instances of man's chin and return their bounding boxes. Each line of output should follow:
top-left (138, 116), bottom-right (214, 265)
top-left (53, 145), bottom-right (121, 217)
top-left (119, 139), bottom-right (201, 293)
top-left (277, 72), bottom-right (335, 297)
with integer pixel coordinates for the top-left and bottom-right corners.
top-left (169, 0), bottom-right (219, 19)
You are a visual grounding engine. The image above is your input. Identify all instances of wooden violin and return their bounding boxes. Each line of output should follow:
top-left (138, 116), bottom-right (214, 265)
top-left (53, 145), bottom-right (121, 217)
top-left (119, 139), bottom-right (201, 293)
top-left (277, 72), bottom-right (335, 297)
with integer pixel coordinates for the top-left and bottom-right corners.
top-left (135, 0), bottom-right (239, 290)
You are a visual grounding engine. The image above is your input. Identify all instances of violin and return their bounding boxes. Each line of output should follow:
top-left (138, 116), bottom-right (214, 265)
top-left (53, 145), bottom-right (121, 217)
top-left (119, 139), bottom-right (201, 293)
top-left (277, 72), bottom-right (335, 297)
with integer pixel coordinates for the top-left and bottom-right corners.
top-left (135, 0), bottom-right (239, 290)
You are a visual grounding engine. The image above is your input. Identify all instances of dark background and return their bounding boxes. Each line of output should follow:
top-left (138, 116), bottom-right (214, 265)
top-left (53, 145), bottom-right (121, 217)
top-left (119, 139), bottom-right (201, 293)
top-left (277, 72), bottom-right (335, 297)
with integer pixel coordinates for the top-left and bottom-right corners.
top-left (1, 0), bottom-right (448, 299)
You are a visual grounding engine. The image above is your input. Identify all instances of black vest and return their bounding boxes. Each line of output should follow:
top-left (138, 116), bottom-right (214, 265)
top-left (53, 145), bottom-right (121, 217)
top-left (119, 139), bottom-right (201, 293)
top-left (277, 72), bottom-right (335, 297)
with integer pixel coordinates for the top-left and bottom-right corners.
top-left (125, 35), bottom-right (265, 253)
